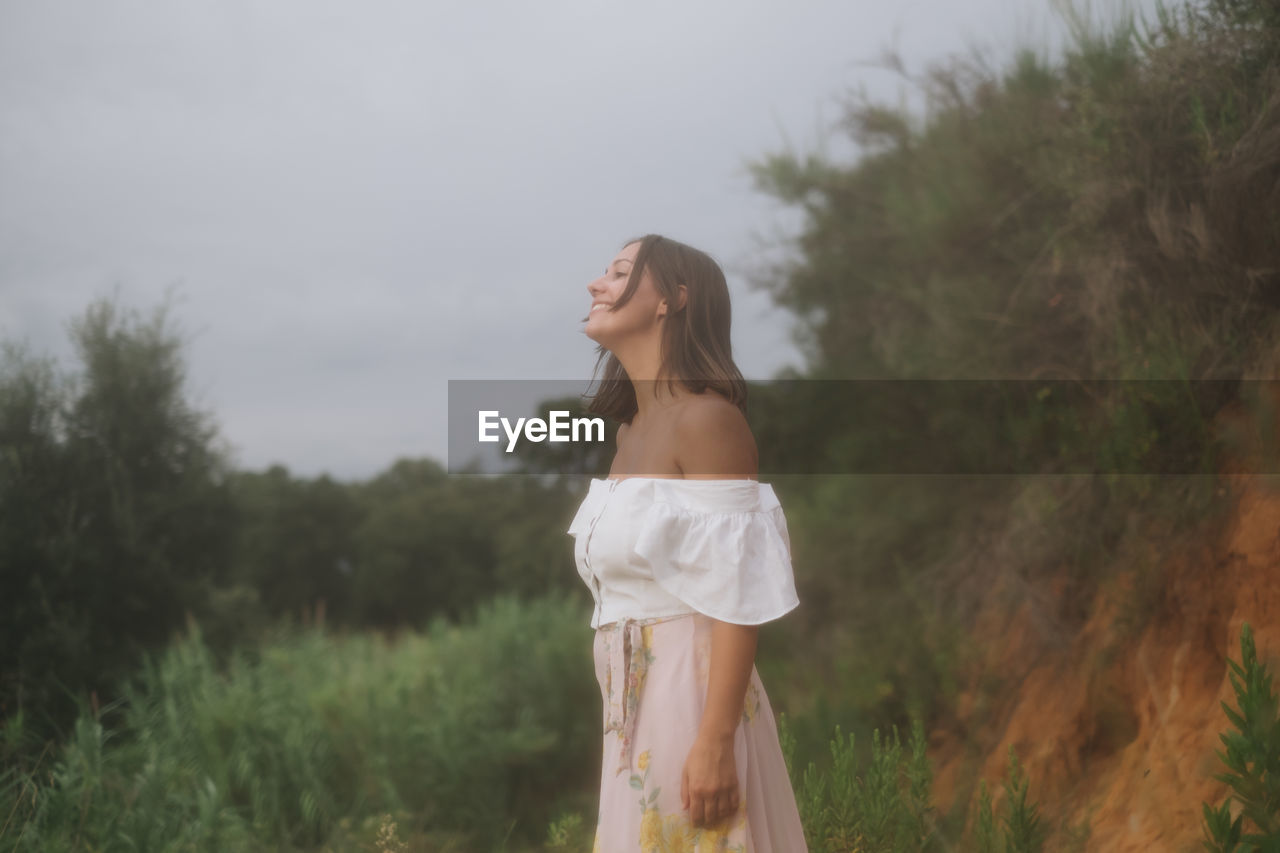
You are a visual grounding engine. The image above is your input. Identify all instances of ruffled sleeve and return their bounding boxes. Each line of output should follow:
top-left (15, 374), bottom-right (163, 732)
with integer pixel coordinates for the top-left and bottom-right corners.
top-left (565, 484), bottom-right (597, 538)
top-left (632, 479), bottom-right (800, 625)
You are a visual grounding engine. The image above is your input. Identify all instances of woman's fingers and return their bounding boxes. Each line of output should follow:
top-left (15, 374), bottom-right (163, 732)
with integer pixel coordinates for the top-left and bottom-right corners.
top-left (690, 788), bottom-right (739, 828)
top-left (720, 790), bottom-right (738, 820)
top-left (689, 793), bottom-right (706, 827)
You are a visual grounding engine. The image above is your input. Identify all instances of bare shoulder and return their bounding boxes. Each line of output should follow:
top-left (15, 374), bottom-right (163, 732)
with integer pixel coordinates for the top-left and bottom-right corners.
top-left (673, 393), bottom-right (758, 479)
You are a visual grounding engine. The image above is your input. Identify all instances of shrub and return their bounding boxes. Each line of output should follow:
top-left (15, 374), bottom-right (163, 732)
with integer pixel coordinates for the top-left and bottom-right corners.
top-left (780, 713), bottom-right (941, 852)
top-left (1201, 620), bottom-right (1280, 851)
top-left (971, 745), bottom-right (1049, 853)
top-left (0, 592), bottom-right (599, 852)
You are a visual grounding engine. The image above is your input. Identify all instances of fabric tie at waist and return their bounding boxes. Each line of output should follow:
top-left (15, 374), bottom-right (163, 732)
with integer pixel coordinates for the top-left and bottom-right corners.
top-left (602, 613), bottom-right (688, 777)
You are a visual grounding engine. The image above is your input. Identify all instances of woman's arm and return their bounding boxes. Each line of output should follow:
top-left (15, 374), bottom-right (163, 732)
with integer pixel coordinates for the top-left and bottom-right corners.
top-left (673, 398), bottom-right (760, 828)
top-left (700, 621), bottom-right (759, 740)
top-left (683, 620), bottom-right (758, 829)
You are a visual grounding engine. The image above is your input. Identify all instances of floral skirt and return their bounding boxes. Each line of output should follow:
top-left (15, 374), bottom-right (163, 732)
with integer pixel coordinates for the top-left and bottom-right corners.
top-left (590, 611), bottom-right (809, 853)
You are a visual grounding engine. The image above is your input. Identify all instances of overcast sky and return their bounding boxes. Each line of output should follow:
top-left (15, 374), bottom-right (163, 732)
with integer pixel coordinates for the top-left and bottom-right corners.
top-left (0, 0), bottom-right (1156, 482)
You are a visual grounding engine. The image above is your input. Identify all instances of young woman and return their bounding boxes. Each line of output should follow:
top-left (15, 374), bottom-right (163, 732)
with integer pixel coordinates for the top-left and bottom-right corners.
top-left (568, 234), bottom-right (809, 851)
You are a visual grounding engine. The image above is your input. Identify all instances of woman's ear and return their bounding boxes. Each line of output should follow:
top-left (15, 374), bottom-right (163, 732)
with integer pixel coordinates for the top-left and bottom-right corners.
top-left (658, 286), bottom-right (688, 319)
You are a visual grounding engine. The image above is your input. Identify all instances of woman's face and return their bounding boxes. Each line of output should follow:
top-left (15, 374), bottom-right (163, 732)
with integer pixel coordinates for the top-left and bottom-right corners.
top-left (584, 241), bottom-right (666, 347)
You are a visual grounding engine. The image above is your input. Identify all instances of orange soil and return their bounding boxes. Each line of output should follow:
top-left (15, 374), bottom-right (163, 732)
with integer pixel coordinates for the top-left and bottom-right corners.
top-left (929, 474), bottom-right (1280, 851)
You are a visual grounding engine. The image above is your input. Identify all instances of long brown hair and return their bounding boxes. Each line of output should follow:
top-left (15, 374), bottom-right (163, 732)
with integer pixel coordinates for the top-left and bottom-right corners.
top-left (584, 234), bottom-right (748, 424)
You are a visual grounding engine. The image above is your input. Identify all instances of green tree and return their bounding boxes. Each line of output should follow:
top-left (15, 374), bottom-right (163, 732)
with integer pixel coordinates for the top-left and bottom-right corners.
top-left (227, 464), bottom-right (362, 624)
top-left (0, 293), bottom-right (236, 742)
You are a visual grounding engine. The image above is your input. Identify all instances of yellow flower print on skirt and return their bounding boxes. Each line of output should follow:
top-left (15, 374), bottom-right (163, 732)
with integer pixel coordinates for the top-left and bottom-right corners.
top-left (632, 748), bottom-right (747, 853)
top-left (591, 612), bottom-right (809, 852)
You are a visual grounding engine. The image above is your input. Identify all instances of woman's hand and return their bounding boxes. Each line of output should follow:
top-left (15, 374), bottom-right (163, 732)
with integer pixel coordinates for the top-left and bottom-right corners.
top-left (681, 731), bottom-right (740, 828)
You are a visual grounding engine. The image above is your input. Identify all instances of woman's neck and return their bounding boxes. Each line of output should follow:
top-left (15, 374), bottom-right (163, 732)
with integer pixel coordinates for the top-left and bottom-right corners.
top-left (631, 377), bottom-right (691, 422)
top-left (613, 343), bottom-right (690, 422)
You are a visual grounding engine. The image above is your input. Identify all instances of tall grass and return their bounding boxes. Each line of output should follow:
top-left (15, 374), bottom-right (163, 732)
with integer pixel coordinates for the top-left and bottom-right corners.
top-left (0, 592), bottom-right (600, 852)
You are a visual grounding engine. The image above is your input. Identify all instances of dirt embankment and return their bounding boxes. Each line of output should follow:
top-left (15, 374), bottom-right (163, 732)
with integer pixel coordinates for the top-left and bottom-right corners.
top-left (929, 474), bottom-right (1280, 851)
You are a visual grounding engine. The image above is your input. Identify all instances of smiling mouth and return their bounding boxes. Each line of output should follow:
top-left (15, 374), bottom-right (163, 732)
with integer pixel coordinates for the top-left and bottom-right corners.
top-left (590, 304), bottom-right (611, 313)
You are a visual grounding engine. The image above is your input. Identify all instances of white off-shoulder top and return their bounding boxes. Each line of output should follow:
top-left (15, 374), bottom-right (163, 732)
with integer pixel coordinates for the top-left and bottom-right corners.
top-left (566, 477), bottom-right (801, 630)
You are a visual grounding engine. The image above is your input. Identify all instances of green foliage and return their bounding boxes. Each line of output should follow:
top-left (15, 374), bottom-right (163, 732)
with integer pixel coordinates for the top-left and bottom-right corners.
top-left (0, 592), bottom-right (600, 852)
top-left (0, 292), bottom-right (238, 745)
top-left (1201, 621), bottom-right (1280, 851)
top-left (0, 290), bottom-right (591, 765)
top-left (753, 472), bottom-right (1044, 785)
top-left (1001, 747), bottom-right (1047, 852)
top-left (779, 713), bottom-right (942, 852)
top-left (227, 463), bottom-right (364, 624)
top-left (969, 746), bottom-right (1048, 853)
top-left (748, 0), bottom-right (1280, 450)
top-left (748, 0), bottom-right (1280, 456)
top-left (543, 811), bottom-right (590, 851)
top-left (975, 779), bottom-right (998, 851)
top-left (740, 0), bottom-right (1280, 779)
top-left (228, 458), bottom-right (589, 632)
